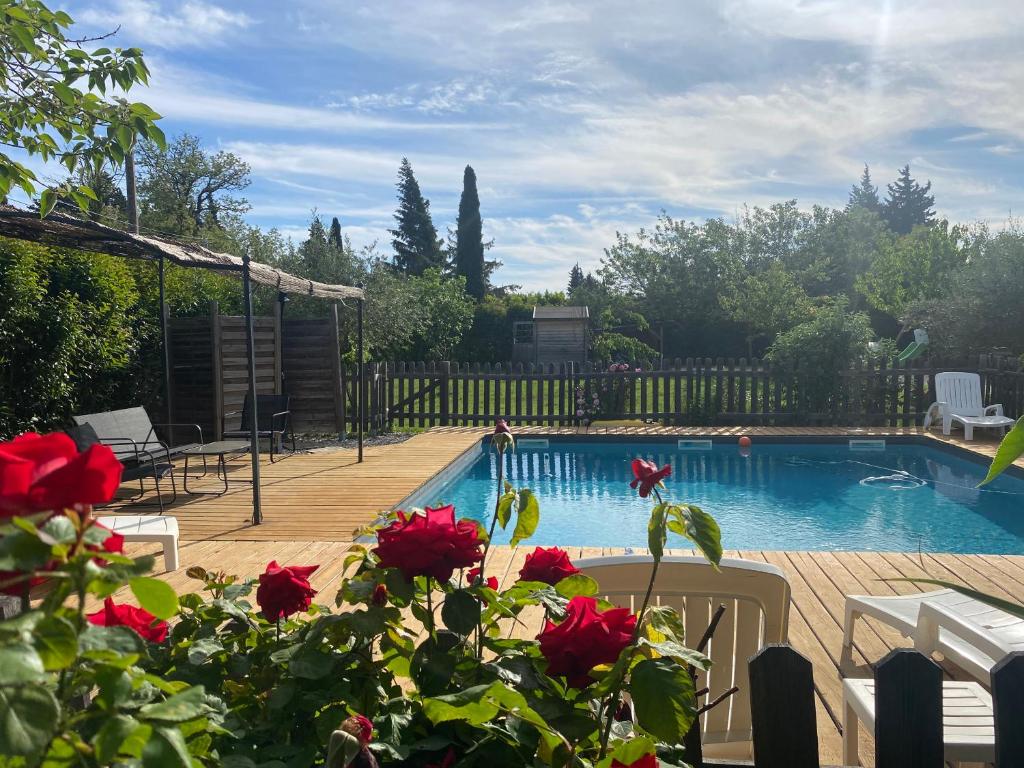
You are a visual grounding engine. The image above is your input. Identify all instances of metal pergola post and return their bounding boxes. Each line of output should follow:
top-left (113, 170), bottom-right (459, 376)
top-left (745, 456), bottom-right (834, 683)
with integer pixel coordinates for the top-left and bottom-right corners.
top-left (357, 285), bottom-right (365, 463)
top-left (158, 256), bottom-right (173, 434)
top-left (242, 252), bottom-right (262, 524)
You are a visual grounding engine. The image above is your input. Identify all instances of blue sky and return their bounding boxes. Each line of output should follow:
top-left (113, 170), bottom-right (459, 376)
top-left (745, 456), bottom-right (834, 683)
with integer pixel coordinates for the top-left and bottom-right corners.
top-left (57, 0), bottom-right (1024, 290)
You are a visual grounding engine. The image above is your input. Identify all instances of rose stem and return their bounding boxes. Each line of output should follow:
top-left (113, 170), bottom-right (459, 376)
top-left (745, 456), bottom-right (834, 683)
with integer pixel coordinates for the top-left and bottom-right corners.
top-left (425, 579), bottom-right (435, 638)
top-left (476, 442), bottom-right (506, 657)
top-left (599, 485), bottom-right (666, 758)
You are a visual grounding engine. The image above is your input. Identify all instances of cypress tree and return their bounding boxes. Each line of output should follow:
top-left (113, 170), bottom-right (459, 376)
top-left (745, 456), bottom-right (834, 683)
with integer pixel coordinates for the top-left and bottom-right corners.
top-left (390, 157), bottom-right (443, 275)
top-left (847, 164), bottom-right (880, 213)
top-left (882, 164), bottom-right (936, 235)
top-left (327, 216), bottom-right (343, 249)
top-left (567, 263), bottom-right (584, 293)
top-left (454, 165), bottom-right (486, 300)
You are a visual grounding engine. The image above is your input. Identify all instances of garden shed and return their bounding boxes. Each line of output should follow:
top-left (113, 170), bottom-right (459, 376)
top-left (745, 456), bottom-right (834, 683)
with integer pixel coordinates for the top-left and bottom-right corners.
top-left (514, 306), bottom-right (589, 365)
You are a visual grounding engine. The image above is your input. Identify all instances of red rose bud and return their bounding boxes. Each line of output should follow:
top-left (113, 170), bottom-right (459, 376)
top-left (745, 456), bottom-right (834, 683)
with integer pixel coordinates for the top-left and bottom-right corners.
top-left (256, 561), bottom-right (318, 621)
top-left (611, 755), bottom-right (657, 768)
top-left (538, 595), bottom-right (636, 688)
top-left (86, 597), bottom-right (168, 643)
top-left (341, 714), bottom-right (374, 745)
top-left (518, 546), bottom-right (581, 585)
top-left (0, 432), bottom-right (123, 517)
top-left (467, 567), bottom-right (498, 590)
top-left (371, 583), bottom-right (388, 606)
top-left (492, 419), bottom-right (514, 451)
top-left (629, 458), bottom-right (671, 498)
top-left (373, 505), bottom-right (483, 582)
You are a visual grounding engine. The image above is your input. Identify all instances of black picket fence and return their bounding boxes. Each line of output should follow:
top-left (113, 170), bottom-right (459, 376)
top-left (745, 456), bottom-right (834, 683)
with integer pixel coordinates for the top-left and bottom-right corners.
top-left (718, 644), bottom-right (1020, 768)
top-left (343, 354), bottom-right (1024, 432)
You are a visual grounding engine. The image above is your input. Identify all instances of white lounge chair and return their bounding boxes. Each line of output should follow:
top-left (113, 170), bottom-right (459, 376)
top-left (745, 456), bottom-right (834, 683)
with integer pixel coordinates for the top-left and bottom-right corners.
top-left (843, 589), bottom-right (1024, 682)
top-left (923, 371), bottom-right (1014, 441)
top-left (97, 515), bottom-right (180, 571)
top-left (576, 555), bottom-right (791, 759)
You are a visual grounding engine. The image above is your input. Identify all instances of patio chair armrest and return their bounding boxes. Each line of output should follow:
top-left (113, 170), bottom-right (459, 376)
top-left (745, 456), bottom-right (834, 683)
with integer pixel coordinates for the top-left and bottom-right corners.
top-left (914, 601), bottom-right (1012, 662)
top-left (271, 409), bottom-right (291, 428)
top-left (150, 422), bottom-right (204, 446)
top-left (922, 401), bottom-right (947, 428)
top-left (94, 437), bottom-right (163, 468)
top-left (984, 404), bottom-right (1004, 417)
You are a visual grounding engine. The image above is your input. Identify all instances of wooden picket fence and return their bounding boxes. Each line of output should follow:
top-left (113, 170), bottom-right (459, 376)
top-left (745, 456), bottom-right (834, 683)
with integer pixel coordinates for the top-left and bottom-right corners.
top-left (723, 644), bottom-right (1024, 767)
top-left (345, 355), bottom-right (1024, 432)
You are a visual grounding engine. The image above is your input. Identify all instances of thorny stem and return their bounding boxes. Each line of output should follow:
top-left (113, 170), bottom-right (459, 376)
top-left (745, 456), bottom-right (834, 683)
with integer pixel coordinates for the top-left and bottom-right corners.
top-left (425, 579), bottom-right (435, 638)
top-left (476, 443), bottom-right (507, 657)
top-left (598, 486), bottom-right (666, 759)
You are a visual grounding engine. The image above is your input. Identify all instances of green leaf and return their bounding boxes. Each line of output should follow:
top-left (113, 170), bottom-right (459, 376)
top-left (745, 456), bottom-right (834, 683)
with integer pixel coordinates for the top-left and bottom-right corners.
top-left (645, 605), bottom-right (687, 644)
top-left (52, 82), bottom-right (76, 106)
top-left (666, 504), bottom-right (722, 566)
top-left (0, 642), bottom-right (45, 684)
top-left (39, 189), bottom-right (57, 217)
top-left (0, 685), bottom-right (59, 756)
top-left (980, 417), bottom-right (1024, 486)
top-left (553, 573), bottom-right (599, 598)
top-left (93, 714), bottom-right (138, 763)
top-left (33, 616), bottom-right (77, 670)
top-left (441, 589), bottom-right (480, 635)
top-left (639, 638), bottom-right (712, 671)
top-left (186, 637), bottom-right (222, 666)
top-left (422, 684), bottom-right (498, 726)
top-left (647, 502), bottom-right (668, 562)
top-left (141, 726), bottom-right (191, 768)
top-left (496, 490), bottom-right (516, 529)
top-left (130, 577), bottom-right (179, 619)
top-left (629, 658), bottom-right (697, 743)
top-left (79, 624), bottom-right (146, 655)
top-left (138, 685), bottom-right (207, 723)
top-left (510, 489), bottom-right (540, 546)
top-left (40, 515), bottom-right (76, 545)
top-left (597, 737), bottom-right (658, 768)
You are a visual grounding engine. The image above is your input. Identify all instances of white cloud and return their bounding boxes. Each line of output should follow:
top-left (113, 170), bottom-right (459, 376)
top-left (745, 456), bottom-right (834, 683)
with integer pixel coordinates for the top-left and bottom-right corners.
top-left (80, 0), bottom-right (254, 47)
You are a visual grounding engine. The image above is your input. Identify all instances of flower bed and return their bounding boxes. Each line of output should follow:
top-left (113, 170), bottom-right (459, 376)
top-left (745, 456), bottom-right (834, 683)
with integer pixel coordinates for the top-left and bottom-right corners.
top-left (0, 423), bottom-right (724, 768)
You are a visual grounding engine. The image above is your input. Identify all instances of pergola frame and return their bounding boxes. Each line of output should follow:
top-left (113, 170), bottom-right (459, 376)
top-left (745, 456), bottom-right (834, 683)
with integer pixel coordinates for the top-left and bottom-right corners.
top-left (0, 205), bottom-right (367, 525)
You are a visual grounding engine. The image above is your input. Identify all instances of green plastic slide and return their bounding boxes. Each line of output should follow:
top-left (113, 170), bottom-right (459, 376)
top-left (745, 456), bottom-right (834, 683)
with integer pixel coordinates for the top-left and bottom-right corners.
top-left (896, 329), bottom-right (929, 363)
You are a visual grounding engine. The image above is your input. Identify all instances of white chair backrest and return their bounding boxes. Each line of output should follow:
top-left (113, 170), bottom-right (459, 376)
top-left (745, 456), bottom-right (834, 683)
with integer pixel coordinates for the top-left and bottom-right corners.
top-left (576, 556), bottom-right (791, 747)
top-left (934, 372), bottom-right (984, 417)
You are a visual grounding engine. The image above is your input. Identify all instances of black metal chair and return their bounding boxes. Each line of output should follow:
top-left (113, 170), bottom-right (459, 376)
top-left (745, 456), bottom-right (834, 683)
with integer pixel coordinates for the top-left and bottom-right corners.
top-left (223, 394), bottom-right (296, 462)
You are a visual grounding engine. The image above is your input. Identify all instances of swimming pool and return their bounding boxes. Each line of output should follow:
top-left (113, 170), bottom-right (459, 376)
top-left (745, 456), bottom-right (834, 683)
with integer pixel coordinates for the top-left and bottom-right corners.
top-left (407, 439), bottom-right (1024, 553)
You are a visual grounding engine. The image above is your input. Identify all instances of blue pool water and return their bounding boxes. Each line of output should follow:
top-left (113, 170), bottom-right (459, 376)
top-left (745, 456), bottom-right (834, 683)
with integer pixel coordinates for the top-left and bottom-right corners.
top-left (412, 441), bottom-right (1024, 553)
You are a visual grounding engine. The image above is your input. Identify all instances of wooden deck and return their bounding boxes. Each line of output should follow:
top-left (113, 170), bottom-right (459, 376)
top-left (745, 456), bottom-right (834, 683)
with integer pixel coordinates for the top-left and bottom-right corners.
top-left (121, 538), bottom-right (1024, 767)
top-left (96, 424), bottom-right (1023, 764)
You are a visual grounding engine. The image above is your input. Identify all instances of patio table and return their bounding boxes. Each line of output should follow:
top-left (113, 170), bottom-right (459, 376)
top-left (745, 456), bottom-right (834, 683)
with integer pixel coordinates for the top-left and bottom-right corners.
top-left (181, 440), bottom-right (252, 496)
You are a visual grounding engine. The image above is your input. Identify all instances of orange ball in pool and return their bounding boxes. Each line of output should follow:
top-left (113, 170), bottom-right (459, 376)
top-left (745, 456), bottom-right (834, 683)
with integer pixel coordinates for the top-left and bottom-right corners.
top-left (738, 435), bottom-right (752, 448)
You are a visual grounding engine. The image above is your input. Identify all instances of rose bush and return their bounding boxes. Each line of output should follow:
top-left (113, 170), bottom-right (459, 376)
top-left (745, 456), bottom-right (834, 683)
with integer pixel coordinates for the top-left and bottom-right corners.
top-left (0, 424), bottom-right (724, 768)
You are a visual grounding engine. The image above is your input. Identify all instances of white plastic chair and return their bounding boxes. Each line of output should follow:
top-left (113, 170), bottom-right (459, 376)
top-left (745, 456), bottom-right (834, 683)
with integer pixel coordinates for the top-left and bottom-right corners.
top-left (843, 589), bottom-right (1024, 682)
top-left (576, 555), bottom-right (790, 759)
top-left (923, 371), bottom-right (1014, 441)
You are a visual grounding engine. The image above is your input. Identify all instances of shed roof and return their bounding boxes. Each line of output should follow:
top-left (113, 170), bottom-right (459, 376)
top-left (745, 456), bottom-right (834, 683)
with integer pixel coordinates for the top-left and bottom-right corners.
top-left (0, 206), bottom-right (364, 301)
top-left (533, 305), bottom-right (589, 320)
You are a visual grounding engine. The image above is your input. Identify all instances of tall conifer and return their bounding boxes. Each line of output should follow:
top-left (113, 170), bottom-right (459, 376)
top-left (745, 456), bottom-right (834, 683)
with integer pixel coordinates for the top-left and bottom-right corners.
top-left (390, 157), bottom-right (443, 274)
top-left (882, 165), bottom-right (936, 235)
top-left (454, 165), bottom-right (486, 300)
top-left (847, 164), bottom-right (880, 213)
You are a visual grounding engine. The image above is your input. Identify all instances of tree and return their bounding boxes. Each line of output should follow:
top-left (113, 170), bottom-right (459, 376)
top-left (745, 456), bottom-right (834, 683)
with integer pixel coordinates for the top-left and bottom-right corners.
top-left (137, 133), bottom-right (250, 236)
top-left (453, 165), bottom-right (487, 300)
top-left (390, 157), bottom-right (443, 275)
top-left (882, 165), bottom-right (936, 235)
top-left (720, 262), bottom-right (814, 356)
top-left (856, 221), bottom-right (967, 319)
top-left (847, 164), bottom-right (880, 213)
top-left (567, 263), bottom-right (584, 294)
top-left (0, 0), bottom-right (164, 214)
top-left (327, 216), bottom-right (343, 249)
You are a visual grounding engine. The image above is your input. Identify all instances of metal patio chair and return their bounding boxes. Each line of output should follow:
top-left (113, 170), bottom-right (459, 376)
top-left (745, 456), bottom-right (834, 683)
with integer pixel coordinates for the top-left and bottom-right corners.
top-left (223, 393), bottom-right (296, 462)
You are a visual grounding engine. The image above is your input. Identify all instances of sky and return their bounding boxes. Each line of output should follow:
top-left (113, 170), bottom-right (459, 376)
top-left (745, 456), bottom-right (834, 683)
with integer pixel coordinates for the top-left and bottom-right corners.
top-left (55, 0), bottom-right (1024, 291)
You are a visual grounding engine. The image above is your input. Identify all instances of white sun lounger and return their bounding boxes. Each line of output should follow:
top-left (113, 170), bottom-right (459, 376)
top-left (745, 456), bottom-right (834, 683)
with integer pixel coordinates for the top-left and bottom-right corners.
top-left (96, 515), bottom-right (180, 571)
top-left (923, 371), bottom-right (1014, 441)
top-left (843, 589), bottom-right (1024, 682)
top-left (576, 555), bottom-right (790, 759)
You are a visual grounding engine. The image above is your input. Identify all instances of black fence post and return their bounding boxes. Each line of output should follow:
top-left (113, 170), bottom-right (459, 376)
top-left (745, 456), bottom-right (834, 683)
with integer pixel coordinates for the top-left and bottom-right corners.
top-left (439, 361), bottom-right (451, 427)
top-left (992, 651), bottom-right (1024, 765)
top-left (874, 649), bottom-right (943, 768)
top-left (748, 644), bottom-right (819, 768)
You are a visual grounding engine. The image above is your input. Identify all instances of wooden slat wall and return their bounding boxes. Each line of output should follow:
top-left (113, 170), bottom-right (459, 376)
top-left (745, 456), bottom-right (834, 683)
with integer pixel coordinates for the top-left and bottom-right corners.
top-left (283, 317), bottom-right (339, 433)
top-left (168, 316), bottom-right (215, 437)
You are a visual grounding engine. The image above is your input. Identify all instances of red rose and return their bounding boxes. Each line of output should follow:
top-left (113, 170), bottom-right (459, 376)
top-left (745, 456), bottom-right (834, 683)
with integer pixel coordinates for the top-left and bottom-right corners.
top-left (492, 419), bottom-right (513, 451)
top-left (341, 714), bottom-right (374, 744)
top-left (629, 458), bottom-right (671, 498)
top-left (518, 547), bottom-right (580, 585)
top-left (0, 432), bottom-right (123, 517)
top-left (371, 583), bottom-right (388, 606)
top-left (256, 561), bottom-right (318, 621)
top-left (373, 505), bottom-right (483, 582)
top-left (612, 755), bottom-right (657, 768)
top-left (494, 419), bottom-right (511, 435)
top-left (538, 595), bottom-right (636, 688)
top-left (86, 597), bottom-right (168, 642)
top-left (467, 567), bottom-right (498, 590)
top-left (87, 520), bottom-right (125, 556)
